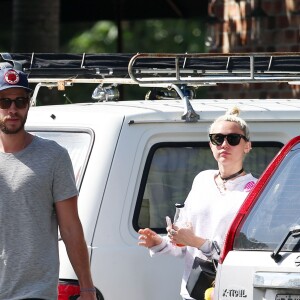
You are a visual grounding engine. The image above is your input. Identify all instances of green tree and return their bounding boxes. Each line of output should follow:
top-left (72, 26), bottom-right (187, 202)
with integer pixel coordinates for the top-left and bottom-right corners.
top-left (65, 19), bottom-right (206, 53)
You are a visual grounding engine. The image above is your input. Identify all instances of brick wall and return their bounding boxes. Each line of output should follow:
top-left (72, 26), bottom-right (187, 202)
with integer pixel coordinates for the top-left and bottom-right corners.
top-left (205, 0), bottom-right (300, 99)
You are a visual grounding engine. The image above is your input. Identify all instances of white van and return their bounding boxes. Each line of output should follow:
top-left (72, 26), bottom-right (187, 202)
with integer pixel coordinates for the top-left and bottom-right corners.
top-left (3, 52), bottom-right (300, 300)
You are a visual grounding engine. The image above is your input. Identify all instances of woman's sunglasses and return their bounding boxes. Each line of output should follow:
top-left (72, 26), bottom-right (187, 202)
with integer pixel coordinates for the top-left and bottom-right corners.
top-left (209, 133), bottom-right (248, 146)
top-left (0, 97), bottom-right (30, 109)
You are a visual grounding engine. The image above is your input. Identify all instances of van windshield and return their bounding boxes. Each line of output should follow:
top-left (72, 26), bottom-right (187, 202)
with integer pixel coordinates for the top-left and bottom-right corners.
top-left (234, 144), bottom-right (300, 252)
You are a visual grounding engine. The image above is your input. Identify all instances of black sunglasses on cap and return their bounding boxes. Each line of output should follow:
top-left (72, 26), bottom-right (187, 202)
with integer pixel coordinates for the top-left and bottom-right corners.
top-left (209, 133), bottom-right (249, 146)
top-left (0, 97), bottom-right (30, 109)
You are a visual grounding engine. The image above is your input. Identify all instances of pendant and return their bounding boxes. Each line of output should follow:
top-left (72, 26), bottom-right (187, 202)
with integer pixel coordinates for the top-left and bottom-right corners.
top-left (216, 178), bottom-right (227, 194)
top-left (221, 180), bottom-right (227, 191)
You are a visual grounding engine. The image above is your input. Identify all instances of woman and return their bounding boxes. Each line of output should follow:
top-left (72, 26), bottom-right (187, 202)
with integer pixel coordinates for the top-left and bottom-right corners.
top-left (138, 106), bottom-right (257, 300)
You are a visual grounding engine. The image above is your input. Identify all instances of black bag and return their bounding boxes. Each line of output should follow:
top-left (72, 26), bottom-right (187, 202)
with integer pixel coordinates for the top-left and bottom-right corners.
top-left (186, 257), bottom-right (217, 300)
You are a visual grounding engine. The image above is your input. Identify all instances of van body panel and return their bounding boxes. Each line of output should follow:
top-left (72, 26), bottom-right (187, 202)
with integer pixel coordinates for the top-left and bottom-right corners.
top-left (24, 99), bottom-right (300, 299)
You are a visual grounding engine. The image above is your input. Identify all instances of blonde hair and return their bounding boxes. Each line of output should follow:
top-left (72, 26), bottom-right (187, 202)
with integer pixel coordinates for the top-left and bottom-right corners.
top-left (209, 106), bottom-right (250, 140)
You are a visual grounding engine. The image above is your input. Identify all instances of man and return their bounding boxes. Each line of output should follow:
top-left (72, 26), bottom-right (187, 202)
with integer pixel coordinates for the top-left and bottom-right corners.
top-left (0, 67), bottom-right (97, 300)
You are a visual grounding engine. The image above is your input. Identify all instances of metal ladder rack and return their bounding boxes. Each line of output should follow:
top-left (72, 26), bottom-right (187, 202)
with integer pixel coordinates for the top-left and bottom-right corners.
top-left (2, 52), bottom-right (300, 122)
top-left (1, 52), bottom-right (300, 86)
top-left (128, 52), bottom-right (300, 86)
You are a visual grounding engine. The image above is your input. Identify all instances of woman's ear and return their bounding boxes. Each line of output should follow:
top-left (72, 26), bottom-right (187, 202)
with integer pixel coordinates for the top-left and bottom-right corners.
top-left (244, 141), bottom-right (252, 154)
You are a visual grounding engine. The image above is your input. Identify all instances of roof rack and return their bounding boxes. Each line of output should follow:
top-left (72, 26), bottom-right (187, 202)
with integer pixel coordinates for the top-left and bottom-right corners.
top-left (2, 52), bottom-right (300, 121)
top-left (1, 52), bottom-right (300, 85)
top-left (128, 52), bottom-right (300, 86)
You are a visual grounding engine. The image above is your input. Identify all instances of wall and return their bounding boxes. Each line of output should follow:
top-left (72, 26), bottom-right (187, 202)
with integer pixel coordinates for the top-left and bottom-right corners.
top-left (205, 0), bottom-right (300, 99)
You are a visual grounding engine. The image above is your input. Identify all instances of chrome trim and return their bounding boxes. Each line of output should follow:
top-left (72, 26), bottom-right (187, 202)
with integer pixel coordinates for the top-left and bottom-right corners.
top-left (254, 272), bottom-right (300, 289)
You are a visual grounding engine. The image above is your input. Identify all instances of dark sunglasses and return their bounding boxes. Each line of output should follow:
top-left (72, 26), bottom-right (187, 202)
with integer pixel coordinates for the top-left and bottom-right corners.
top-left (0, 97), bottom-right (30, 109)
top-left (209, 133), bottom-right (248, 146)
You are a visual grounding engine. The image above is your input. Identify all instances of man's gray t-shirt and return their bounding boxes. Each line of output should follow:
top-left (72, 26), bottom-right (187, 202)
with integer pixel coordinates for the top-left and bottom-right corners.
top-left (0, 135), bottom-right (78, 300)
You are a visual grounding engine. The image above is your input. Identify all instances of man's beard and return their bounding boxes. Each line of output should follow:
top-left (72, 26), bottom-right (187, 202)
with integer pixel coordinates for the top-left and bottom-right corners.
top-left (0, 114), bottom-right (27, 134)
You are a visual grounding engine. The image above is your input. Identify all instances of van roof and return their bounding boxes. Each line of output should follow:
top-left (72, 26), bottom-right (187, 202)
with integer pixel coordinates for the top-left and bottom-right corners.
top-left (26, 98), bottom-right (300, 127)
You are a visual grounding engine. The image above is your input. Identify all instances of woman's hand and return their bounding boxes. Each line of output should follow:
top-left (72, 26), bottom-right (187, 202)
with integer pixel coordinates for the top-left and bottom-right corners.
top-left (138, 228), bottom-right (163, 248)
top-left (169, 223), bottom-right (206, 248)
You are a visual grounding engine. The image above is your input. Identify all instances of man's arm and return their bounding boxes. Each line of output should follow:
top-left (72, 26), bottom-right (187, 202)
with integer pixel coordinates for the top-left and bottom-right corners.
top-left (55, 196), bottom-right (97, 300)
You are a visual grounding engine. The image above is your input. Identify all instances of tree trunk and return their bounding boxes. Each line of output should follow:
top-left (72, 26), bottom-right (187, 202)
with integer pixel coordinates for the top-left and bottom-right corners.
top-left (12, 0), bottom-right (60, 52)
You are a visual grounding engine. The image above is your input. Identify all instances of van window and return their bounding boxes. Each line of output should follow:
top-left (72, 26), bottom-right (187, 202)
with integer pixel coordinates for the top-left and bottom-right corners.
top-left (30, 131), bottom-right (92, 189)
top-left (134, 141), bottom-right (283, 233)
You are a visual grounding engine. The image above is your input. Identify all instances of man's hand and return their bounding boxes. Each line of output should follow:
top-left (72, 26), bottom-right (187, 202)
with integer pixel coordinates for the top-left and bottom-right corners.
top-left (77, 293), bottom-right (97, 300)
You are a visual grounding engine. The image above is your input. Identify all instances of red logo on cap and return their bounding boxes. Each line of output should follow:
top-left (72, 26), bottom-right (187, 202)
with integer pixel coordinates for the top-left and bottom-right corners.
top-left (4, 70), bottom-right (20, 85)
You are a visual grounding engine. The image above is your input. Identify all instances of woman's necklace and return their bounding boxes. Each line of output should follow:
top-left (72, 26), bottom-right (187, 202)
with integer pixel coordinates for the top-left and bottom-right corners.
top-left (217, 168), bottom-right (244, 192)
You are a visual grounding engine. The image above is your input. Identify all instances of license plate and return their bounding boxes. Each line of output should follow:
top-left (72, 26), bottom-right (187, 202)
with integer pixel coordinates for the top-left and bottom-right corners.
top-left (276, 295), bottom-right (300, 300)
